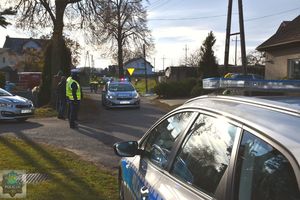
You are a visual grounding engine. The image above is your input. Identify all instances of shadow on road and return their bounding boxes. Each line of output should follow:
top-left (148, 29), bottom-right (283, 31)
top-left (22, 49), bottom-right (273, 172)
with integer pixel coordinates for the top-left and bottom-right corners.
top-left (0, 120), bottom-right (43, 133)
top-left (77, 95), bottom-right (165, 145)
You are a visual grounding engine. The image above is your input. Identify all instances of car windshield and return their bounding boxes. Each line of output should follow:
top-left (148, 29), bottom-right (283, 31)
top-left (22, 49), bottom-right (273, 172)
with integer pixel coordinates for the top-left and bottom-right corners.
top-left (108, 83), bottom-right (134, 92)
top-left (0, 88), bottom-right (13, 96)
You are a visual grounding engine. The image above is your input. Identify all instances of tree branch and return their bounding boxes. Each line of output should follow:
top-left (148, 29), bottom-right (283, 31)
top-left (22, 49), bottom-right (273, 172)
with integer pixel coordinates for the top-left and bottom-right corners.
top-left (39, 0), bottom-right (56, 22)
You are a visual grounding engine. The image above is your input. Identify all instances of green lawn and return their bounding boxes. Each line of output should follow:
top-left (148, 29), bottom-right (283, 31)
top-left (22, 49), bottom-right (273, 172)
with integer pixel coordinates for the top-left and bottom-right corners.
top-left (0, 137), bottom-right (118, 200)
top-left (133, 77), bottom-right (157, 94)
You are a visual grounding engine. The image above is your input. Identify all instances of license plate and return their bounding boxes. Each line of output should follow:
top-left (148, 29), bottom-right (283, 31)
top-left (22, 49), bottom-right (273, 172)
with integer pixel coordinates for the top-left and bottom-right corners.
top-left (21, 109), bottom-right (32, 114)
top-left (120, 101), bottom-right (130, 104)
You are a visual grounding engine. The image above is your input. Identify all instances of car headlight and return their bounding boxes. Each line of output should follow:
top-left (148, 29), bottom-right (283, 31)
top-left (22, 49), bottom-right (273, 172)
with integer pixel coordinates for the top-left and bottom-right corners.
top-left (0, 103), bottom-right (13, 108)
top-left (133, 92), bottom-right (140, 99)
top-left (106, 94), bottom-right (115, 100)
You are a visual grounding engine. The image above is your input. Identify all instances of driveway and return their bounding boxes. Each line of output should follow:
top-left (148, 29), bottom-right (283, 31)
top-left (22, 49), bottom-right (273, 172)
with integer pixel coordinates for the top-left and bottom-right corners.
top-left (0, 91), bottom-right (167, 169)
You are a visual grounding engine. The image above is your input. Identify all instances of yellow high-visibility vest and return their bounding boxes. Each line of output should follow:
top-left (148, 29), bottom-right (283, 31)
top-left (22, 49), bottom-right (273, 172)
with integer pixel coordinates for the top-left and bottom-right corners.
top-left (66, 77), bottom-right (81, 100)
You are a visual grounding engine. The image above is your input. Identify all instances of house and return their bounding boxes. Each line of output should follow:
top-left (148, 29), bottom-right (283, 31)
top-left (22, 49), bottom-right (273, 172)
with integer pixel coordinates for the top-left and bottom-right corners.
top-left (257, 15), bottom-right (300, 80)
top-left (2, 35), bottom-right (48, 72)
top-left (0, 48), bottom-right (19, 82)
top-left (164, 66), bottom-right (198, 82)
top-left (124, 57), bottom-right (154, 76)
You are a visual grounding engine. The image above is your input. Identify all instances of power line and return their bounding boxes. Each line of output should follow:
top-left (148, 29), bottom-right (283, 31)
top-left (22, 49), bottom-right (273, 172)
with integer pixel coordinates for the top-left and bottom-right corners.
top-left (149, 14), bottom-right (228, 21)
top-left (245, 7), bottom-right (300, 22)
top-left (149, 0), bottom-right (173, 11)
top-left (148, 6), bottom-right (300, 22)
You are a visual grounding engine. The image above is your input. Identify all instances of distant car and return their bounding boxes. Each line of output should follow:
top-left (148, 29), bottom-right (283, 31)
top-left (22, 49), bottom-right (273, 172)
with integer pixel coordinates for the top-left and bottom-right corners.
top-left (225, 73), bottom-right (264, 80)
top-left (114, 95), bottom-right (300, 200)
top-left (102, 80), bottom-right (140, 108)
top-left (0, 88), bottom-right (34, 121)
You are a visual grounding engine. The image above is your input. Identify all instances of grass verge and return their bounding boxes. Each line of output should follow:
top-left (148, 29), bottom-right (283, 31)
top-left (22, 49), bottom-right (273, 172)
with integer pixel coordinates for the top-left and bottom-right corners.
top-left (0, 136), bottom-right (118, 200)
top-left (134, 77), bottom-right (157, 94)
top-left (34, 106), bottom-right (57, 118)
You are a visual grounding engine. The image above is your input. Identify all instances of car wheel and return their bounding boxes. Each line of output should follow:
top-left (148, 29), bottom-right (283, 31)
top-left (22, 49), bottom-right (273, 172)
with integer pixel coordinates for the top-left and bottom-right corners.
top-left (119, 170), bottom-right (125, 200)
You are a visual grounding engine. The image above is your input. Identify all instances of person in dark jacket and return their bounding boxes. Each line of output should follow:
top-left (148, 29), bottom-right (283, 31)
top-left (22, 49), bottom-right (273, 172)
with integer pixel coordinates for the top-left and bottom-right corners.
top-left (57, 76), bottom-right (67, 119)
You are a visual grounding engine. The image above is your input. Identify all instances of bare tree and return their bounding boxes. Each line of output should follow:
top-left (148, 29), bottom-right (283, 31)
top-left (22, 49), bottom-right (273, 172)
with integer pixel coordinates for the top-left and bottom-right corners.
top-left (180, 49), bottom-right (201, 67)
top-left (91, 0), bottom-right (153, 77)
top-left (1, 0), bottom-right (103, 104)
top-left (0, 7), bottom-right (16, 28)
top-left (247, 50), bottom-right (265, 65)
top-left (6, 0), bottom-right (102, 74)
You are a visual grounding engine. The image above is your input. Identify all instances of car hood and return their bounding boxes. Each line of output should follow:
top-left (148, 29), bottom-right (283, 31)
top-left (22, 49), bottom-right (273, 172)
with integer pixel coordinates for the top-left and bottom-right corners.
top-left (0, 95), bottom-right (31, 104)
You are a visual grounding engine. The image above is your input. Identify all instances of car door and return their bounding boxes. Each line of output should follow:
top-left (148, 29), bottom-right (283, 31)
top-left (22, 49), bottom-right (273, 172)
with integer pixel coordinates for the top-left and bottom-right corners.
top-left (232, 129), bottom-right (300, 200)
top-left (155, 112), bottom-right (242, 200)
top-left (122, 111), bottom-right (197, 200)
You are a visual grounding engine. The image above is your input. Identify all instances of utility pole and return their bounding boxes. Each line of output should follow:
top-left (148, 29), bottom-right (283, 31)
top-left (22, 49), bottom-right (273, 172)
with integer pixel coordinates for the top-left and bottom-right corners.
top-left (232, 35), bottom-right (240, 66)
top-left (238, 0), bottom-right (247, 74)
top-left (224, 0), bottom-right (233, 73)
top-left (162, 56), bottom-right (166, 71)
top-left (184, 44), bottom-right (189, 66)
top-left (143, 44), bottom-right (148, 93)
top-left (224, 0), bottom-right (247, 74)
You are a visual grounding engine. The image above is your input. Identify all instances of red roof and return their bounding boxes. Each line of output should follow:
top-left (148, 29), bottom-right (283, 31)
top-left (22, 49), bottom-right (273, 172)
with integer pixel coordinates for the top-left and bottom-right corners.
top-left (257, 15), bottom-right (300, 51)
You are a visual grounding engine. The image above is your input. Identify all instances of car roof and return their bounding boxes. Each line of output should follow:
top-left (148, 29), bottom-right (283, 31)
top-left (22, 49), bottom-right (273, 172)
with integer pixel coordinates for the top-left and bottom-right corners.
top-left (181, 95), bottom-right (300, 164)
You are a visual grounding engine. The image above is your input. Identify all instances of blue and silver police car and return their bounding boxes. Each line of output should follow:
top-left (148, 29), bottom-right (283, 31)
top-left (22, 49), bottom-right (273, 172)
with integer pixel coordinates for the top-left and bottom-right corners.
top-left (114, 79), bottom-right (300, 200)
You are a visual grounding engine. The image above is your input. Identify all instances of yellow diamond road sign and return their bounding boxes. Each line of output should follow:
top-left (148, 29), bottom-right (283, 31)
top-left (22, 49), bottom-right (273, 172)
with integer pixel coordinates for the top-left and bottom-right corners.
top-left (127, 68), bottom-right (135, 76)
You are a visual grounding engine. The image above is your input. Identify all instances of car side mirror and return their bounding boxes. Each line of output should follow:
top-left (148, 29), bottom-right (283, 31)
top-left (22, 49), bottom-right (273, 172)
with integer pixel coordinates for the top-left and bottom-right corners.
top-left (113, 141), bottom-right (140, 157)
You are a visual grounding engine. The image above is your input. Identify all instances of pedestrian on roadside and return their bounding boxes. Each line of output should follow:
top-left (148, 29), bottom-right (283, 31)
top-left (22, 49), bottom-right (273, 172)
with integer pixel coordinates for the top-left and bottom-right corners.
top-left (66, 71), bottom-right (81, 129)
top-left (57, 76), bottom-right (67, 119)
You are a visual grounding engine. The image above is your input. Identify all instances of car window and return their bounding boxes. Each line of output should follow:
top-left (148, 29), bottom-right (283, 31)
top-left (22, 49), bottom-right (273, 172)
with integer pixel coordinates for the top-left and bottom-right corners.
top-left (144, 112), bottom-right (195, 169)
top-left (234, 131), bottom-right (300, 200)
top-left (108, 83), bottom-right (134, 92)
top-left (170, 114), bottom-right (239, 197)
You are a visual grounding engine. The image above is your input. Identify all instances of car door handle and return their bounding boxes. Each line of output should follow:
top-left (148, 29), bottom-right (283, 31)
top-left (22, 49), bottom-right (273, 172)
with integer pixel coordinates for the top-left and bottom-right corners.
top-left (140, 186), bottom-right (149, 200)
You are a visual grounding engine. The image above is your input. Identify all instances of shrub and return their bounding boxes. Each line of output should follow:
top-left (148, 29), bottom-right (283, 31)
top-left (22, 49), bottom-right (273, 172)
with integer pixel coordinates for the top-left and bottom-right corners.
top-left (154, 78), bottom-right (198, 98)
top-left (0, 72), bottom-right (5, 88)
top-left (190, 84), bottom-right (203, 97)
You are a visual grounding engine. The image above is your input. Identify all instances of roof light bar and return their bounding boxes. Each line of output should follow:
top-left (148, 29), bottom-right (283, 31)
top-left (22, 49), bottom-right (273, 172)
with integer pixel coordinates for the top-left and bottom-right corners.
top-left (203, 78), bottom-right (300, 92)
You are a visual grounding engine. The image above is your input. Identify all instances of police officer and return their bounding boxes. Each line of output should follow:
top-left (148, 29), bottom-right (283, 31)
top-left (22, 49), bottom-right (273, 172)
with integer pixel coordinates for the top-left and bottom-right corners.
top-left (66, 71), bottom-right (81, 129)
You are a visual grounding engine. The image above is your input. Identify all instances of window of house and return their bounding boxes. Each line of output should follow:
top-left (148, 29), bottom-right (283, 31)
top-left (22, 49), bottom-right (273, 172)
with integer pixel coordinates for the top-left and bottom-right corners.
top-left (288, 59), bottom-right (300, 79)
top-left (143, 111), bottom-right (195, 169)
top-left (170, 114), bottom-right (239, 197)
top-left (234, 131), bottom-right (300, 200)
top-left (3, 57), bottom-right (5, 64)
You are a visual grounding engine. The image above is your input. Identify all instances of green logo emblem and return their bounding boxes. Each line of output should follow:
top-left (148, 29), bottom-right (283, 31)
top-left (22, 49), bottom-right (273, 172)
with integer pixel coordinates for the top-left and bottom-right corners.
top-left (1, 171), bottom-right (25, 198)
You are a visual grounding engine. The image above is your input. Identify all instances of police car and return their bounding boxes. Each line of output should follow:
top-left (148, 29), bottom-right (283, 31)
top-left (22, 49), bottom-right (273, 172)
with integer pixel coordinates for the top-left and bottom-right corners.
top-left (114, 79), bottom-right (300, 200)
top-left (0, 88), bottom-right (34, 121)
top-left (102, 79), bottom-right (140, 108)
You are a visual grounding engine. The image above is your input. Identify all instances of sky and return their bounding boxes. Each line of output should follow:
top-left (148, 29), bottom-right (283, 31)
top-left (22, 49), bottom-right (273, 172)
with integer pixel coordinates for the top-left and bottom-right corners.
top-left (0, 0), bottom-right (300, 71)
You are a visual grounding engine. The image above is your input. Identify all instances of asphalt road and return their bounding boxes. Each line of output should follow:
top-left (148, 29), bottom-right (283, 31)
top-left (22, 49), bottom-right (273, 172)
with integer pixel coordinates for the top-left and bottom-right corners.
top-left (0, 91), bottom-right (167, 169)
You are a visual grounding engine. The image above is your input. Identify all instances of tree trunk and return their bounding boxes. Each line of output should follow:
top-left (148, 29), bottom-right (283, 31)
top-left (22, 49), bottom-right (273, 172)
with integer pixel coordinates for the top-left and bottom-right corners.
top-left (117, 2), bottom-right (124, 78)
top-left (118, 39), bottom-right (124, 78)
top-left (50, 1), bottom-right (67, 105)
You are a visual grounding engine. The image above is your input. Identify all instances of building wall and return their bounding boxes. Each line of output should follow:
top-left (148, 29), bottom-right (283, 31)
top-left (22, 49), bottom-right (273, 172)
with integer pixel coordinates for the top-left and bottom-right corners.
top-left (0, 49), bottom-right (19, 69)
top-left (124, 59), bottom-right (154, 76)
top-left (265, 47), bottom-right (300, 79)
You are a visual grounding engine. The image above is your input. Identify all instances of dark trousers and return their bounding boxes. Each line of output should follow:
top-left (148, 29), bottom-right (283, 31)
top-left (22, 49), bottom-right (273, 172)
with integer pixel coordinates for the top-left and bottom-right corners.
top-left (58, 98), bottom-right (66, 118)
top-left (69, 100), bottom-right (80, 128)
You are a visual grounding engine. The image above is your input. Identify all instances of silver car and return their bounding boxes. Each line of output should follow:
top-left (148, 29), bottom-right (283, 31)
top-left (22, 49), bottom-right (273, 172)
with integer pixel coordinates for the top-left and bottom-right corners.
top-left (102, 80), bottom-right (140, 108)
top-left (0, 88), bottom-right (34, 121)
top-left (114, 95), bottom-right (300, 200)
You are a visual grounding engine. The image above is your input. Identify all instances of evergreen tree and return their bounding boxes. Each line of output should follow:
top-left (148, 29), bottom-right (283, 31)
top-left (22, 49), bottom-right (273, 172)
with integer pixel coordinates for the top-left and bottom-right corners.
top-left (199, 31), bottom-right (219, 78)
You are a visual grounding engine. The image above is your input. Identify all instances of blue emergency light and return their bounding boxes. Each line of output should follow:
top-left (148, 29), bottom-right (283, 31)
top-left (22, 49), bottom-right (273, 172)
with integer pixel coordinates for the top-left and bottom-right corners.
top-left (203, 78), bottom-right (300, 92)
